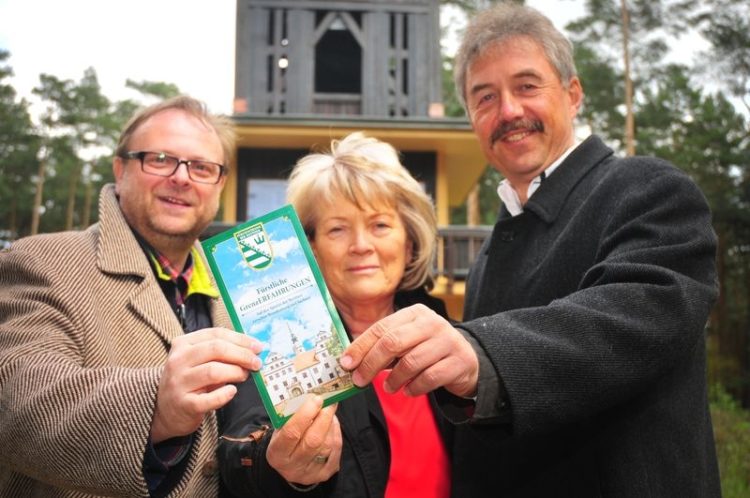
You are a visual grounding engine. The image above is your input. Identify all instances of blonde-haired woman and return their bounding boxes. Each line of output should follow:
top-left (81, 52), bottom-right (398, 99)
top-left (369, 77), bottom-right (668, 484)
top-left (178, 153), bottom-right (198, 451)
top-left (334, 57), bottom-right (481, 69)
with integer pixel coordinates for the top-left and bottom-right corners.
top-left (220, 132), bottom-right (454, 498)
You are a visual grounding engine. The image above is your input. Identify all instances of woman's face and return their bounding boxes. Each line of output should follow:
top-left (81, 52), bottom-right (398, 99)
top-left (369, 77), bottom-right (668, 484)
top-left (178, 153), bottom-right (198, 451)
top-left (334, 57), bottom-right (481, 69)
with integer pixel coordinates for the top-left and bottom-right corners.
top-left (310, 196), bottom-right (412, 308)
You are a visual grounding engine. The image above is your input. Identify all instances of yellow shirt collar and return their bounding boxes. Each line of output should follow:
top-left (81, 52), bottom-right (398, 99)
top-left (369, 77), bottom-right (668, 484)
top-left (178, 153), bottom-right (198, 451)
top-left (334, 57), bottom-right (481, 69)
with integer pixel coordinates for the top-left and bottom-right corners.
top-left (149, 247), bottom-right (220, 299)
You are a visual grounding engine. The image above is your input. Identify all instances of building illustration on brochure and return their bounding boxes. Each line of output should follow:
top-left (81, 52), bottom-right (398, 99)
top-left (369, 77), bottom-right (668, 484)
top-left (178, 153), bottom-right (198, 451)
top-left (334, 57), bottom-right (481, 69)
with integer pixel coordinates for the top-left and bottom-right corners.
top-left (202, 204), bottom-right (360, 428)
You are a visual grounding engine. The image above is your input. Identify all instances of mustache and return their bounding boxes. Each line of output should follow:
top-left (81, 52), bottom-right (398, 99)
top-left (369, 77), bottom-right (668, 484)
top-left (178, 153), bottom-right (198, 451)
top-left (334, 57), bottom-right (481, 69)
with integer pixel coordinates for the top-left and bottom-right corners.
top-left (490, 119), bottom-right (544, 145)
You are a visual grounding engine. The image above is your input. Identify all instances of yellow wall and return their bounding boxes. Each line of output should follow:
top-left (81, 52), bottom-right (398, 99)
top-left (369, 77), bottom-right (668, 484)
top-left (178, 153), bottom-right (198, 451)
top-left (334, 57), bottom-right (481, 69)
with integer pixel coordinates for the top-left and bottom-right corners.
top-left (224, 121), bottom-right (487, 226)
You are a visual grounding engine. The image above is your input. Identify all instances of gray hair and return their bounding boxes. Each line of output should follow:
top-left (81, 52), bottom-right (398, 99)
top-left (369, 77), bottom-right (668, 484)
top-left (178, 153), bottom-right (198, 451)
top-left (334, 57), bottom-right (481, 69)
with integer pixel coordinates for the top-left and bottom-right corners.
top-left (287, 132), bottom-right (437, 291)
top-left (453, 2), bottom-right (577, 110)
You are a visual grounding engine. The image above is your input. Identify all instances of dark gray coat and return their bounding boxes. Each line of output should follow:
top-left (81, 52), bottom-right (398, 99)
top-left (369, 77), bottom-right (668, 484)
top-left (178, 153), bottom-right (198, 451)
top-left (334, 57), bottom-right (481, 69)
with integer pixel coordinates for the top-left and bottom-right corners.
top-left (454, 135), bottom-right (721, 497)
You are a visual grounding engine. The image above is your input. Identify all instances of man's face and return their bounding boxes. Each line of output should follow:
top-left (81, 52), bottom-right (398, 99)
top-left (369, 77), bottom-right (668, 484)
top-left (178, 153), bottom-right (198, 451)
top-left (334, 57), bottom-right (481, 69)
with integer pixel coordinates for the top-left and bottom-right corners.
top-left (465, 36), bottom-right (583, 187)
top-left (113, 109), bottom-right (226, 250)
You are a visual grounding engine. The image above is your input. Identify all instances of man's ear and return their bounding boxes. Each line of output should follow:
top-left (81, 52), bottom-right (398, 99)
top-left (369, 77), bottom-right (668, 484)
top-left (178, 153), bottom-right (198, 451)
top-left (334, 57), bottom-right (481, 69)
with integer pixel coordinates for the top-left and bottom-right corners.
top-left (567, 76), bottom-right (584, 117)
top-left (112, 156), bottom-right (124, 195)
top-left (216, 173), bottom-right (228, 192)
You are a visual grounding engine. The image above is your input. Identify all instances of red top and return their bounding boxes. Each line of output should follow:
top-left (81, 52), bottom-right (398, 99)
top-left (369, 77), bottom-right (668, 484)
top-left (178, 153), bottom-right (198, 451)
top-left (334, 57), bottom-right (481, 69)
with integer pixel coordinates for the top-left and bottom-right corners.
top-left (373, 370), bottom-right (451, 498)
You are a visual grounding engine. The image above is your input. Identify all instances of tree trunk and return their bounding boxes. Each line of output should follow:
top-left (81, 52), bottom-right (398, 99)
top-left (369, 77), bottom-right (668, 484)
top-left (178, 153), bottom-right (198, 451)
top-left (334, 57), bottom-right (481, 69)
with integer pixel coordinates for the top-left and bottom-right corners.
top-left (30, 157), bottom-right (46, 236)
top-left (81, 178), bottom-right (93, 228)
top-left (707, 226), bottom-right (726, 386)
top-left (65, 163), bottom-right (81, 230)
top-left (467, 183), bottom-right (480, 226)
top-left (620, 0), bottom-right (636, 156)
top-left (9, 191), bottom-right (17, 236)
top-left (737, 232), bottom-right (750, 406)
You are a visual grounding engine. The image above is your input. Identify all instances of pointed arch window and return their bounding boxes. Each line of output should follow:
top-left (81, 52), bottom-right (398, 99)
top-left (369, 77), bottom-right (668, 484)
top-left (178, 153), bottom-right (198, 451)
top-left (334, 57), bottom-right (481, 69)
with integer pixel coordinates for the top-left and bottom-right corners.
top-left (314, 11), bottom-right (363, 94)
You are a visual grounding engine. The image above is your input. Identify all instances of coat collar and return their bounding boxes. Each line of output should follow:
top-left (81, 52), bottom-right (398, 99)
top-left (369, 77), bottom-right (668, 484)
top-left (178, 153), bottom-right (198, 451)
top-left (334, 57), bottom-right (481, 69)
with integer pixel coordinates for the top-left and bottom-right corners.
top-left (522, 135), bottom-right (614, 224)
top-left (94, 184), bottom-right (230, 342)
top-left (96, 184), bottom-right (153, 278)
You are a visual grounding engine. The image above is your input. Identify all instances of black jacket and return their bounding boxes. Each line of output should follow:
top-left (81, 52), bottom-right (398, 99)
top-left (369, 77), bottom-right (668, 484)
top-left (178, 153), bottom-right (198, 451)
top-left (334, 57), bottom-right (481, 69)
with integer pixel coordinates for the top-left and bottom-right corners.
top-left (219, 289), bottom-right (454, 498)
top-left (453, 135), bottom-right (720, 497)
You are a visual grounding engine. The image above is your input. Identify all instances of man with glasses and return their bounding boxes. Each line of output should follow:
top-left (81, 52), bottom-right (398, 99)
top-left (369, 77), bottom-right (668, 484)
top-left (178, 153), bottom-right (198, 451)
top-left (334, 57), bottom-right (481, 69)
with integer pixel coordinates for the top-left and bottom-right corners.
top-left (0, 96), bottom-right (263, 497)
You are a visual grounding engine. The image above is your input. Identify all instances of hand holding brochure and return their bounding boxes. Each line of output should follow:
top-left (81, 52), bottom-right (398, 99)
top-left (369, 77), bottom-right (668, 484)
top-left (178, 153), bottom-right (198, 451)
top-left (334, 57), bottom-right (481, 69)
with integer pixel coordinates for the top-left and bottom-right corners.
top-left (202, 205), bottom-right (361, 428)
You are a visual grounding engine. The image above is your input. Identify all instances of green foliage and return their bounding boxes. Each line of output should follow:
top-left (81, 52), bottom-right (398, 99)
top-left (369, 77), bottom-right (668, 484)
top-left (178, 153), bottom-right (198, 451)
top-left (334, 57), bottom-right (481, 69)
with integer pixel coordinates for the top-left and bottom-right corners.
top-left (567, 0), bottom-right (672, 71)
top-left (636, 64), bottom-right (748, 214)
top-left (710, 384), bottom-right (750, 497)
top-left (690, 0), bottom-right (750, 113)
top-left (125, 79), bottom-right (181, 100)
top-left (476, 166), bottom-right (502, 223)
top-left (449, 165), bottom-right (503, 225)
top-left (574, 43), bottom-right (625, 145)
top-left (36, 136), bottom-right (79, 233)
top-left (441, 0), bottom-right (512, 15)
top-left (0, 51), bottom-right (182, 238)
top-left (0, 50), bottom-right (40, 239)
top-left (30, 70), bottom-right (116, 231)
top-left (325, 329), bottom-right (344, 358)
top-left (441, 54), bottom-right (465, 119)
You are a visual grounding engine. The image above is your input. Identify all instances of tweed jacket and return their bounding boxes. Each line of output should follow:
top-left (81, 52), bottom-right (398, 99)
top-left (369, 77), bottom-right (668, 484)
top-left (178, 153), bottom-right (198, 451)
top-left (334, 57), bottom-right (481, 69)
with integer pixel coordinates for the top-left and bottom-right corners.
top-left (453, 135), bottom-right (721, 497)
top-left (0, 184), bottom-right (231, 498)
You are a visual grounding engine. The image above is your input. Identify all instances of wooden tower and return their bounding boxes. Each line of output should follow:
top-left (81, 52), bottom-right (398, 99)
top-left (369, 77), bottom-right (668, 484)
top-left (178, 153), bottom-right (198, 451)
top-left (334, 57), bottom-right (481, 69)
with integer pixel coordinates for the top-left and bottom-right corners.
top-left (225, 0), bottom-right (485, 226)
top-left (236, 0), bottom-right (443, 118)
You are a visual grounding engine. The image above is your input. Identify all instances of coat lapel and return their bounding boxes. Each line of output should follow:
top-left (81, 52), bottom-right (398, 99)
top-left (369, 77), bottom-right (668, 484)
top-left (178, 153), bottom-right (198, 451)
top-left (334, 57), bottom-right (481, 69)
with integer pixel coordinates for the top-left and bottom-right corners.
top-left (95, 184), bottom-right (184, 344)
top-left (523, 135), bottom-right (614, 224)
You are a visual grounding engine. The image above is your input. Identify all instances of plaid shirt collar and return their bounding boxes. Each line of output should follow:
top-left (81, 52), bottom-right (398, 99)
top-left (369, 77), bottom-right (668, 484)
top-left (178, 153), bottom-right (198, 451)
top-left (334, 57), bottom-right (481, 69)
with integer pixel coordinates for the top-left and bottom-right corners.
top-left (134, 234), bottom-right (219, 304)
top-left (152, 251), bottom-right (193, 288)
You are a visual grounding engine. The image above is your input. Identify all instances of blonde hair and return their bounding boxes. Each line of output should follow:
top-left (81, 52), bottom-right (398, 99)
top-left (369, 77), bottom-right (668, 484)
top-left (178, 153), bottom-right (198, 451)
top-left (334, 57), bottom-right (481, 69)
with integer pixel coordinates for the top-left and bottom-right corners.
top-left (287, 132), bottom-right (437, 291)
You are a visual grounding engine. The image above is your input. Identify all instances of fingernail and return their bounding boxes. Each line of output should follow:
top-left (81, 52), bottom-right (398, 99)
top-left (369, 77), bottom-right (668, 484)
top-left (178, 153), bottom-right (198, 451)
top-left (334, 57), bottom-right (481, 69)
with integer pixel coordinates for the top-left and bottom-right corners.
top-left (384, 381), bottom-right (395, 394)
top-left (340, 355), bottom-right (352, 369)
top-left (351, 371), bottom-right (365, 387)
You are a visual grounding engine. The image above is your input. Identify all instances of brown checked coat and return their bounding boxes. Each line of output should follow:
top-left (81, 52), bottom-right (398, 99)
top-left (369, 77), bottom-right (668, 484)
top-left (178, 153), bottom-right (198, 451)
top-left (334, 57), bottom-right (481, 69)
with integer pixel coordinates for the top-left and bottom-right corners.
top-left (0, 184), bottom-right (231, 498)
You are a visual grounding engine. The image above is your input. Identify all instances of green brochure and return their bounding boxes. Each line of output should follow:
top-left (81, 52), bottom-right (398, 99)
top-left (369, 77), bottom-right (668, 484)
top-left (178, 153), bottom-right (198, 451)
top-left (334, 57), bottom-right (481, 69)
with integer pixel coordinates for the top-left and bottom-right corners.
top-left (202, 204), bottom-right (361, 428)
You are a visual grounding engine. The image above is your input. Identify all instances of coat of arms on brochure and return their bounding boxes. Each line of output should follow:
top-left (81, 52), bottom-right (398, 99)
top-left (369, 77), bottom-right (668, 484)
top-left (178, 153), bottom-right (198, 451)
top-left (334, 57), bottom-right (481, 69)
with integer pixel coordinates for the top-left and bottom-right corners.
top-left (202, 205), bottom-right (362, 428)
top-left (235, 222), bottom-right (273, 270)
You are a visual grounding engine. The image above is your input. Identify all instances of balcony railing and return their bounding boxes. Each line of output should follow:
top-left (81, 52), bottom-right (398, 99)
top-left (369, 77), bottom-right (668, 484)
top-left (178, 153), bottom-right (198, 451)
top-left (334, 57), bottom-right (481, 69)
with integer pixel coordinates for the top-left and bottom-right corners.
top-left (435, 225), bottom-right (492, 293)
top-left (202, 223), bottom-right (492, 294)
top-left (312, 93), bottom-right (362, 115)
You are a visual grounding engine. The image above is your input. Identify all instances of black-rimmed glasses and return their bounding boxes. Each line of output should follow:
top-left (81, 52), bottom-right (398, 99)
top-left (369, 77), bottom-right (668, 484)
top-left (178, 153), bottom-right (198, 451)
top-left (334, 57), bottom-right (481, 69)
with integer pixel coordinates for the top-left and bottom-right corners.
top-left (120, 151), bottom-right (226, 184)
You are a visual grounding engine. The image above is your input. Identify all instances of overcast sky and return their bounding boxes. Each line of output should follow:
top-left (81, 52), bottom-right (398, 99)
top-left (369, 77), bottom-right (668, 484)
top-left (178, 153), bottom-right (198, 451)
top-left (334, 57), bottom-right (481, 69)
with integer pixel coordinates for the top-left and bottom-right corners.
top-left (0, 0), bottom-right (588, 119)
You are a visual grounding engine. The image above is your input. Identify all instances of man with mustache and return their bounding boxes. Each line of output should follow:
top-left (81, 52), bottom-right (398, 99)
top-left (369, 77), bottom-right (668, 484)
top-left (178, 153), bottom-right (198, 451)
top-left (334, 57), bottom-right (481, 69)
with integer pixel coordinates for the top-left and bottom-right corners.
top-left (0, 96), bottom-right (269, 497)
top-left (341, 3), bottom-right (721, 496)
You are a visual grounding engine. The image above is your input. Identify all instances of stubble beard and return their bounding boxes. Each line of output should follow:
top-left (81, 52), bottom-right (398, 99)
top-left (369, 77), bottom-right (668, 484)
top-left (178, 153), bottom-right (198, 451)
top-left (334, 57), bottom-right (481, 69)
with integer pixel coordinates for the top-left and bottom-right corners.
top-left (146, 211), bottom-right (214, 253)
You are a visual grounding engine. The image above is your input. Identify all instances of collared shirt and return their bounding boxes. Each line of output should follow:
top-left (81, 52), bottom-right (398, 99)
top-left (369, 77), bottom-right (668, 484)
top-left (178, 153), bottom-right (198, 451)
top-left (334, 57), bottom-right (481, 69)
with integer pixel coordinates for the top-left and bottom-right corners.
top-left (144, 246), bottom-right (220, 329)
top-left (146, 247), bottom-right (219, 303)
top-left (496, 142), bottom-right (580, 217)
top-left (149, 250), bottom-right (194, 305)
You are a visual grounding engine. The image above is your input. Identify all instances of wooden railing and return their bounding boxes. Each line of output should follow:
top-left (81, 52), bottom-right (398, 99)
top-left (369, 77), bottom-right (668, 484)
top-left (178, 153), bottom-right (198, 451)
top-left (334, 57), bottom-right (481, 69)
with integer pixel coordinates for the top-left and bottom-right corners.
top-left (312, 93), bottom-right (362, 115)
top-left (435, 225), bottom-right (492, 294)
